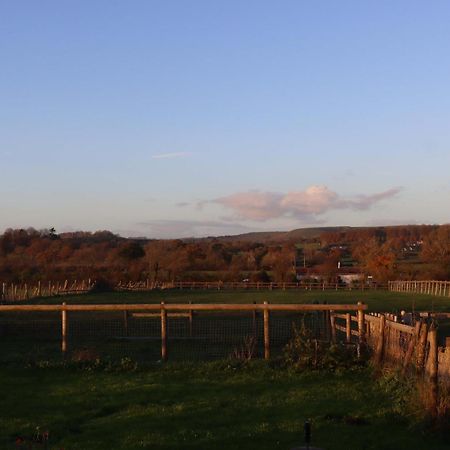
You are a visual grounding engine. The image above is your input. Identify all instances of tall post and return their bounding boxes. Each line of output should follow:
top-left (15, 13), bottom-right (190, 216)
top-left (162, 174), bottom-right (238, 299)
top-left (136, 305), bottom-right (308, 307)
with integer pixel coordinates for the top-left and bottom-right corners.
top-left (252, 301), bottom-right (257, 337)
top-left (330, 312), bottom-right (336, 343)
top-left (374, 314), bottom-right (385, 366)
top-left (402, 321), bottom-right (422, 376)
top-left (357, 302), bottom-right (366, 346)
top-left (345, 312), bottom-right (351, 343)
top-left (161, 302), bottom-right (168, 361)
top-left (188, 301), bottom-right (193, 337)
top-left (416, 322), bottom-right (429, 371)
top-left (263, 301), bottom-right (270, 360)
top-left (123, 310), bottom-right (129, 337)
top-left (428, 324), bottom-right (438, 417)
top-left (61, 302), bottom-right (67, 354)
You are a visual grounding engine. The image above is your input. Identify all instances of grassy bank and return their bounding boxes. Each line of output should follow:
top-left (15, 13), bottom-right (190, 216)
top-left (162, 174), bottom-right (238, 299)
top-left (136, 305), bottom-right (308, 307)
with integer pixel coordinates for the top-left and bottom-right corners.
top-left (1, 363), bottom-right (448, 450)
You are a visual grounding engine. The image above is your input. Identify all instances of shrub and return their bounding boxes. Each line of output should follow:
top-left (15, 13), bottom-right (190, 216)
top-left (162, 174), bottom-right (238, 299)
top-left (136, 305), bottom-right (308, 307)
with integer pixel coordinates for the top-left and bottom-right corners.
top-left (283, 324), bottom-right (364, 371)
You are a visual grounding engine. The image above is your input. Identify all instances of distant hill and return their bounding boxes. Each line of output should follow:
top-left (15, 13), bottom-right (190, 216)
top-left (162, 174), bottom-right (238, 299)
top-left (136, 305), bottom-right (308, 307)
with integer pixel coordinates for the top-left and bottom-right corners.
top-left (186, 224), bottom-right (436, 244)
top-left (188, 226), bottom-right (353, 244)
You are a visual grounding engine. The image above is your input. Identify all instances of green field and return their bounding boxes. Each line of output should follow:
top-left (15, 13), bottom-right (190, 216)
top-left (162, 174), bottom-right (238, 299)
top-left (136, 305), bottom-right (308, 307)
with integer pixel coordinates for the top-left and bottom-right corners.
top-left (1, 363), bottom-right (449, 450)
top-left (2, 290), bottom-right (449, 449)
top-left (29, 288), bottom-right (450, 312)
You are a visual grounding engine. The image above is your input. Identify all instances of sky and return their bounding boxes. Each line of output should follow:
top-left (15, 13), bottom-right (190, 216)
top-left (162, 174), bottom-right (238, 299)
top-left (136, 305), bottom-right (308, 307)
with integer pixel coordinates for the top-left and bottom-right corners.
top-left (1, 1), bottom-right (449, 238)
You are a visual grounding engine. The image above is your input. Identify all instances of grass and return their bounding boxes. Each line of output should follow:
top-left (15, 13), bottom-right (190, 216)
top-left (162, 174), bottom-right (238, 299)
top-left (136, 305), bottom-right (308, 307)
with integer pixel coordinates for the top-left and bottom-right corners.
top-left (1, 362), bottom-right (448, 450)
top-left (3, 290), bottom-right (449, 449)
top-left (29, 288), bottom-right (450, 312)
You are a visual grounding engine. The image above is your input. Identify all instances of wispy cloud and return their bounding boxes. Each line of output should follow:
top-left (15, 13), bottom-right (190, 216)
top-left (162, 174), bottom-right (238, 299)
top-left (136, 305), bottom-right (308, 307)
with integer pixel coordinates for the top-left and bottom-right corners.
top-left (209, 185), bottom-right (402, 222)
top-left (151, 152), bottom-right (192, 160)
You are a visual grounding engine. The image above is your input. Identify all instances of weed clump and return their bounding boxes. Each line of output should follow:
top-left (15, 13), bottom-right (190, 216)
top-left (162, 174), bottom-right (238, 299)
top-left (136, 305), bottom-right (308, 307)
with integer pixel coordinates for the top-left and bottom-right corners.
top-left (283, 324), bottom-right (365, 371)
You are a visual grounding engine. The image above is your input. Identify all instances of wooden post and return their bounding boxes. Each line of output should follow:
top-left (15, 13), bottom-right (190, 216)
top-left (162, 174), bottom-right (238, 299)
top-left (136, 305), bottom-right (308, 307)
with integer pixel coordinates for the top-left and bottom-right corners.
top-left (161, 302), bottom-right (168, 361)
top-left (357, 302), bottom-right (365, 346)
top-left (374, 314), bottom-right (385, 366)
top-left (346, 313), bottom-right (351, 343)
top-left (402, 321), bottom-right (421, 376)
top-left (189, 301), bottom-right (193, 337)
top-left (427, 324), bottom-right (438, 417)
top-left (416, 322), bottom-right (429, 371)
top-left (123, 310), bottom-right (129, 337)
top-left (61, 302), bottom-right (67, 354)
top-left (263, 301), bottom-right (270, 360)
top-left (252, 301), bottom-right (257, 336)
top-left (330, 312), bottom-right (336, 343)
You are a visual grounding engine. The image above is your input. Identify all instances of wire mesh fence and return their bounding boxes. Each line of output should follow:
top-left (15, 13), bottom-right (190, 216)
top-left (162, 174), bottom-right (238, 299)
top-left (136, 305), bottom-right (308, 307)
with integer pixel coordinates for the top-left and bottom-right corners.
top-left (0, 303), bottom-right (366, 366)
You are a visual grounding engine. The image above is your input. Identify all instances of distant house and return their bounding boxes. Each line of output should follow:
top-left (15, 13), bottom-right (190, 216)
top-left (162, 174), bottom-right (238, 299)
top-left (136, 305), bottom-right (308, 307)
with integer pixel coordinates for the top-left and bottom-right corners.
top-left (338, 272), bottom-right (364, 285)
top-left (296, 268), bottom-right (365, 285)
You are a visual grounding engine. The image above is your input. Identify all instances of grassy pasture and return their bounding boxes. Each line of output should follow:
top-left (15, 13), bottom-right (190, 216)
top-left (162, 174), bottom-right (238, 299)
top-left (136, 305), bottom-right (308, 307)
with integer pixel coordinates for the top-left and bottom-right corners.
top-left (1, 290), bottom-right (449, 449)
top-left (27, 288), bottom-right (450, 312)
top-left (1, 363), bottom-right (449, 450)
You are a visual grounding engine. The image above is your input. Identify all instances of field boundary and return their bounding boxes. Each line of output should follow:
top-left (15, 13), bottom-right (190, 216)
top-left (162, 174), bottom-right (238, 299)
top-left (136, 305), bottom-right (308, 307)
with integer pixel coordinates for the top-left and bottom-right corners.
top-left (118, 280), bottom-right (387, 291)
top-left (0, 302), bottom-right (367, 363)
top-left (333, 311), bottom-right (450, 417)
top-left (1, 279), bottom-right (93, 302)
top-left (389, 280), bottom-right (450, 297)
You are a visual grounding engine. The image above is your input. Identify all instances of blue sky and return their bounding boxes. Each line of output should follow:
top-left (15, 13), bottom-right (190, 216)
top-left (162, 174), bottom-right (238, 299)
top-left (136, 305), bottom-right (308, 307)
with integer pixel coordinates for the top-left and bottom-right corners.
top-left (1, 1), bottom-right (449, 238)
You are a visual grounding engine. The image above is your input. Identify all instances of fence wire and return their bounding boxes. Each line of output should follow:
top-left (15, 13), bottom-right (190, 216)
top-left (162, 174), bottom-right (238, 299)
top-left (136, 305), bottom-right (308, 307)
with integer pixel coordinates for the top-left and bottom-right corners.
top-left (0, 310), bottom-right (331, 365)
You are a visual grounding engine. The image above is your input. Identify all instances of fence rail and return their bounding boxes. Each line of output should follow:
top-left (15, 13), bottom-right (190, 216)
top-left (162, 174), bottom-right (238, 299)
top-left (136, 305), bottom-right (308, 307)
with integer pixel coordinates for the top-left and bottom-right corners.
top-left (389, 280), bottom-right (450, 297)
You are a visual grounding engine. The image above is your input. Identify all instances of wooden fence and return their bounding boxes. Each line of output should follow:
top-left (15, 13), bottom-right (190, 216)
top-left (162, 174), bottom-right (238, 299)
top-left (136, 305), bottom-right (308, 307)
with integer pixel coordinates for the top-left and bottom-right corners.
top-left (389, 280), bottom-right (450, 297)
top-left (332, 310), bottom-right (450, 416)
top-left (0, 279), bottom-right (93, 302)
top-left (0, 302), bottom-right (367, 363)
top-left (117, 280), bottom-right (387, 292)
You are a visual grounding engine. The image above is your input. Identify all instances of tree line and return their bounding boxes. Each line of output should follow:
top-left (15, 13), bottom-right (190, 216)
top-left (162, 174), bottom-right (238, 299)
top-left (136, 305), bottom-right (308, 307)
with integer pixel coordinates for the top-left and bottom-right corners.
top-left (0, 225), bottom-right (448, 284)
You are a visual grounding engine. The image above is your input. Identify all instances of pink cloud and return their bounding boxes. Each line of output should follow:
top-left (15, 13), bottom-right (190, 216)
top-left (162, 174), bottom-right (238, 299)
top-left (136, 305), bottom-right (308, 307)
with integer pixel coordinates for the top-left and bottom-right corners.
top-left (280, 186), bottom-right (339, 215)
top-left (216, 191), bottom-right (284, 220)
top-left (212, 185), bottom-right (402, 221)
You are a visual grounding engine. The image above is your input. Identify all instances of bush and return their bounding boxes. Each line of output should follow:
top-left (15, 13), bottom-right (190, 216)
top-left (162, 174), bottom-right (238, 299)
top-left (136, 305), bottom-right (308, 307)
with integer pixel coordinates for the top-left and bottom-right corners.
top-left (283, 324), bottom-right (364, 371)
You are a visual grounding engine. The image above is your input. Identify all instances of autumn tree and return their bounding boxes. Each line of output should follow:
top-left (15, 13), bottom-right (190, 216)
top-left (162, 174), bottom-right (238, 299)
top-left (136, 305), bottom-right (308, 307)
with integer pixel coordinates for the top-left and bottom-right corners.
top-left (352, 238), bottom-right (396, 282)
top-left (421, 225), bottom-right (450, 278)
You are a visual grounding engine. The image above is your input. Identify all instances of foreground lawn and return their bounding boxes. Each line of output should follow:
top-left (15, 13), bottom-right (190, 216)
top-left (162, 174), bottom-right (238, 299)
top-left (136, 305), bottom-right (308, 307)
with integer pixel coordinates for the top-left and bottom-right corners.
top-left (0, 363), bottom-right (448, 450)
top-left (31, 289), bottom-right (450, 312)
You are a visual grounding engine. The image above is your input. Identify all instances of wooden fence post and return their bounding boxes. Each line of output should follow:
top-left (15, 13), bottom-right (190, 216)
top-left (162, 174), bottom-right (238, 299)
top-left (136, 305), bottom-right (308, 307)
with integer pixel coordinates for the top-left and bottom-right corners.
top-left (374, 314), bottom-right (385, 366)
top-left (330, 312), bottom-right (336, 343)
top-left (427, 324), bottom-right (438, 417)
top-left (123, 310), bottom-right (129, 337)
top-left (161, 302), bottom-right (168, 361)
top-left (263, 301), bottom-right (270, 360)
top-left (189, 301), bottom-right (193, 337)
top-left (252, 301), bottom-right (257, 336)
top-left (61, 302), bottom-right (67, 354)
top-left (416, 322), bottom-right (429, 371)
top-left (402, 321), bottom-right (421, 376)
top-left (357, 302), bottom-right (366, 346)
top-left (346, 313), bottom-right (351, 343)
